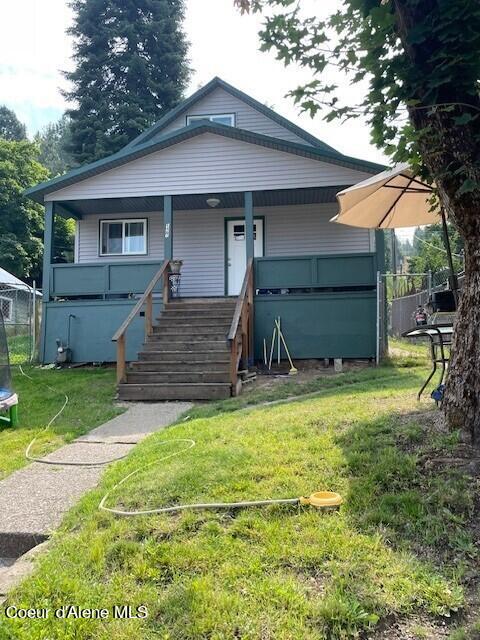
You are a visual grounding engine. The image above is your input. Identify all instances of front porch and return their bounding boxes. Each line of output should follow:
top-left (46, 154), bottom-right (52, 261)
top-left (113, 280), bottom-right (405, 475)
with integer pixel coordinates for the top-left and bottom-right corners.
top-left (40, 187), bottom-right (384, 398)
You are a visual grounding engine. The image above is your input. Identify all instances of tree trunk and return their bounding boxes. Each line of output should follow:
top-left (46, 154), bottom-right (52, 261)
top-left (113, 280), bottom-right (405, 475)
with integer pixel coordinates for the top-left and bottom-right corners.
top-left (443, 235), bottom-right (480, 444)
top-left (393, 0), bottom-right (480, 444)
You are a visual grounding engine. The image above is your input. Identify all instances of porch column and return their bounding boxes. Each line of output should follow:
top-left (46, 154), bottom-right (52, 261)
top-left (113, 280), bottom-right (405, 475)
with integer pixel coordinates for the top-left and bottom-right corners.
top-left (164, 195), bottom-right (173, 260)
top-left (244, 191), bottom-right (254, 261)
top-left (42, 201), bottom-right (54, 301)
top-left (40, 201), bottom-right (54, 362)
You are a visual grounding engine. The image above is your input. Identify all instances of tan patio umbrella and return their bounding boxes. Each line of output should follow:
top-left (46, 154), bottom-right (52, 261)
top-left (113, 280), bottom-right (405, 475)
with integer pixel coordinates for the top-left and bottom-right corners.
top-left (332, 163), bottom-right (458, 305)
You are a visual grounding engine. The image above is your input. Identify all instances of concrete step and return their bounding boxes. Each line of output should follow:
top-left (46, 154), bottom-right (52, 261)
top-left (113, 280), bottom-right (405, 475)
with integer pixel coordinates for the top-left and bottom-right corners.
top-left (126, 371), bottom-right (230, 384)
top-left (118, 383), bottom-right (232, 401)
top-left (147, 332), bottom-right (227, 343)
top-left (143, 340), bottom-right (229, 352)
top-left (138, 350), bottom-right (230, 363)
top-left (130, 360), bottom-right (231, 373)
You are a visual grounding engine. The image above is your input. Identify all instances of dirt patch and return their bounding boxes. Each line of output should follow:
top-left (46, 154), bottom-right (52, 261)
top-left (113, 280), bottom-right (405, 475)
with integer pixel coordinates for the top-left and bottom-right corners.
top-left (243, 359), bottom-right (373, 395)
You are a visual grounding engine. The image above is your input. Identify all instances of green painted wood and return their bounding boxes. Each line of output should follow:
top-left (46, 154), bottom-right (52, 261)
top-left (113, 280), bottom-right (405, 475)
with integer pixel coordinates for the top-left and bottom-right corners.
top-left (42, 203), bottom-right (54, 300)
top-left (52, 265), bottom-right (106, 296)
top-left (255, 253), bottom-right (377, 289)
top-left (245, 191), bottom-right (254, 261)
top-left (254, 291), bottom-right (376, 359)
top-left (108, 263), bottom-right (162, 294)
top-left (40, 202), bottom-right (54, 362)
top-left (42, 299), bottom-right (163, 363)
top-left (164, 195), bottom-right (173, 260)
top-left (50, 261), bottom-right (163, 297)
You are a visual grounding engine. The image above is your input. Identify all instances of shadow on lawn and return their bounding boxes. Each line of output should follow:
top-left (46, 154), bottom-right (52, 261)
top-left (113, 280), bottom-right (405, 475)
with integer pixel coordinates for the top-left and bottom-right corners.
top-left (336, 406), bottom-right (477, 567)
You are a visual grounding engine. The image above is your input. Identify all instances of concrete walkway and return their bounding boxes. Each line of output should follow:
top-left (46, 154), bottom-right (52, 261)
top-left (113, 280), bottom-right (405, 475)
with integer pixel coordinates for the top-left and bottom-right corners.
top-left (0, 401), bottom-right (191, 597)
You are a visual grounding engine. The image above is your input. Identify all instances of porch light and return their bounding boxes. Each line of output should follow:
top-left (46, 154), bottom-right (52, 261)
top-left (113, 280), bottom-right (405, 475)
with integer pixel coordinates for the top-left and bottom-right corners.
top-left (206, 197), bottom-right (221, 208)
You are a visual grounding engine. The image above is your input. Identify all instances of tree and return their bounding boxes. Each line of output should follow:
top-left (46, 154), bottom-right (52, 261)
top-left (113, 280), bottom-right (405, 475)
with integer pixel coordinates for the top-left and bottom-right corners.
top-left (34, 115), bottom-right (76, 176)
top-left (0, 140), bottom-right (74, 283)
top-left (0, 105), bottom-right (26, 141)
top-left (236, 0), bottom-right (480, 444)
top-left (409, 224), bottom-right (464, 277)
top-left (64, 0), bottom-right (191, 164)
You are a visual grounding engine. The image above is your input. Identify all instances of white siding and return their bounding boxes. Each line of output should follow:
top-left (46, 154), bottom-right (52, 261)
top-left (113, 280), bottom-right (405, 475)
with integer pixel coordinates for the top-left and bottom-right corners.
top-left (76, 204), bottom-right (373, 296)
top-left (160, 87), bottom-right (310, 145)
top-left (77, 211), bottom-right (164, 263)
top-left (173, 209), bottom-right (225, 297)
top-left (264, 203), bottom-right (372, 256)
top-left (46, 134), bottom-right (372, 202)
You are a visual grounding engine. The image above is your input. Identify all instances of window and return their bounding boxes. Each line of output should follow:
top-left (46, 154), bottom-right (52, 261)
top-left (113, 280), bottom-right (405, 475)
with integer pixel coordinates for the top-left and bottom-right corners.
top-left (0, 296), bottom-right (12, 322)
top-left (233, 224), bottom-right (257, 241)
top-left (186, 113), bottom-right (235, 127)
top-left (100, 219), bottom-right (147, 256)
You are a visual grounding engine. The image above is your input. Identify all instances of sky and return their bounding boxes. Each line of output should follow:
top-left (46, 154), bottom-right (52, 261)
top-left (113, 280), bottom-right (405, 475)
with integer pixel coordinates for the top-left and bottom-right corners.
top-left (0, 0), bottom-right (413, 238)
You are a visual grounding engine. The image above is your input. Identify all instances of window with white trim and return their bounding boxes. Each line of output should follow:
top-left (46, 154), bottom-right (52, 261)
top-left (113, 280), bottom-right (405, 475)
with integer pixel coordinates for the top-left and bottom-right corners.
top-left (100, 219), bottom-right (147, 256)
top-left (0, 296), bottom-right (12, 322)
top-left (186, 113), bottom-right (235, 127)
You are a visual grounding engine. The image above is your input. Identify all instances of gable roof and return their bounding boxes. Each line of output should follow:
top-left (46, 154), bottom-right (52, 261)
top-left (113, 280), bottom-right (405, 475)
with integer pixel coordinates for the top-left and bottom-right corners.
top-left (124, 76), bottom-right (338, 152)
top-left (25, 120), bottom-right (386, 204)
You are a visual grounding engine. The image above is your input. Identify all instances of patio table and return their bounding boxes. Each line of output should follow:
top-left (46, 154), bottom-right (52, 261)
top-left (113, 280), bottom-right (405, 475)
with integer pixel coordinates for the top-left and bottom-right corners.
top-left (402, 323), bottom-right (454, 401)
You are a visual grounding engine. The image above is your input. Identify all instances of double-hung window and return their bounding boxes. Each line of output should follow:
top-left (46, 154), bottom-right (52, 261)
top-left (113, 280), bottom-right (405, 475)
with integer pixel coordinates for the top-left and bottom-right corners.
top-left (100, 219), bottom-right (147, 256)
top-left (186, 113), bottom-right (235, 127)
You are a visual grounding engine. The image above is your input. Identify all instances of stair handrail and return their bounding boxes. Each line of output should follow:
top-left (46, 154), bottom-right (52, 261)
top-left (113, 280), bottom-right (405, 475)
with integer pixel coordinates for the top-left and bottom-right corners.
top-left (228, 258), bottom-right (254, 395)
top-left (112, 259), bottom-right (171, 384)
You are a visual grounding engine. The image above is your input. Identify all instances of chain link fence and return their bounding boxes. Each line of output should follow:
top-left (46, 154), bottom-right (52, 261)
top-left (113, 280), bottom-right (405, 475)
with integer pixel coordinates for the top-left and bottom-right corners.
top-left (0, 282), bottom-right (41, 364)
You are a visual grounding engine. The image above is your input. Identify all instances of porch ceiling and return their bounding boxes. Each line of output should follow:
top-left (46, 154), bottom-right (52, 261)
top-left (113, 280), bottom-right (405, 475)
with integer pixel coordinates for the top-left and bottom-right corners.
top-left (55, 185), bottom-right (346, 218)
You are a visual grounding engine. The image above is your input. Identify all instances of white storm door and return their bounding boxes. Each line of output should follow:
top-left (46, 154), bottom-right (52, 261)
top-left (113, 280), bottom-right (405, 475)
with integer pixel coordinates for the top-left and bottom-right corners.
top-left (227, 219), bottom-right (264, 295)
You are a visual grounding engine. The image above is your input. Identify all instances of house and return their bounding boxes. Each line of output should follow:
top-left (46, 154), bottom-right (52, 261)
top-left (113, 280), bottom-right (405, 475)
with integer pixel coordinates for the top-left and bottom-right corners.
top-left (25, 77), bottom-right (385, 400)
top-left (0, 267), bottom-right (40, 335)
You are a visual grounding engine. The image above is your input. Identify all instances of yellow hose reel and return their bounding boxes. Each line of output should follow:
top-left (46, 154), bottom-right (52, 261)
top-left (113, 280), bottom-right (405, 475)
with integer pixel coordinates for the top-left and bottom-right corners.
top-left (300, 491), bottom-right (343, 509)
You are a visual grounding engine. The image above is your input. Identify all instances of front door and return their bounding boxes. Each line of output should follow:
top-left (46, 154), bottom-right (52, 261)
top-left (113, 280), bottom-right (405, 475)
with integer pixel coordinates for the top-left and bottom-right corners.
top-left (227, 219), bottom-right (264, 295)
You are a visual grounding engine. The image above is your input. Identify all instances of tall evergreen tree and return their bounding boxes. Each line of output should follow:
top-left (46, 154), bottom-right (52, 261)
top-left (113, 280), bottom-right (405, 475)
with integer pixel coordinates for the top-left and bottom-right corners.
top-left (64, 0), bottom-right (190, 164)
top-left (0, 105), bottom-right (26, 141)
top-left (34, 115), bottom-right (76, 176)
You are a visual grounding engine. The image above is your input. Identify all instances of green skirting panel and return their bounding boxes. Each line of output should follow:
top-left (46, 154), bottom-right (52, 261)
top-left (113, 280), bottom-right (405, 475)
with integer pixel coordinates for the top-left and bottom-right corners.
top-left (254, 291), bottom-right (377, 360)
top-left (42, 300), bottom-right (162, 364)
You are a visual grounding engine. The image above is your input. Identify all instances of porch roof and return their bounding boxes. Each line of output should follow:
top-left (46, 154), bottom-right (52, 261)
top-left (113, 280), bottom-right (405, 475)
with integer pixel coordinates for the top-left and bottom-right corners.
top-left (49, 185), bottom-right (348, 219)
top-left (25, 121), bottom-right (385, 206)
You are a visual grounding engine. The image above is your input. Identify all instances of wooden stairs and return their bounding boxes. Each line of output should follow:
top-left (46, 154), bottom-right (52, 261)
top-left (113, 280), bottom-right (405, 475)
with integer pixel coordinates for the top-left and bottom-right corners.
top-left (118, 298), bottom-right (237, 401)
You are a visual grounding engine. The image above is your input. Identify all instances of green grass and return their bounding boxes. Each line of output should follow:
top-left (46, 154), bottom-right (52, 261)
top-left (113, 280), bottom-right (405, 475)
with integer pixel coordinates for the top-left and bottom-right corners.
top-left (2, 347), bottom-right (477, 639)
top-left (7, 334), bottom-right (32, 365)
top-left (0, 365), bottom-right (123, 480)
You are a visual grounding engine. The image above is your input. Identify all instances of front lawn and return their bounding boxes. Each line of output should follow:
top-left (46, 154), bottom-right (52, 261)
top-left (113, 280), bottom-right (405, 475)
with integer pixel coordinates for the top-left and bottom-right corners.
top-left (0, 366), bottom-right (122, 480)
top-left (3, 348), bottom-right (478, 639)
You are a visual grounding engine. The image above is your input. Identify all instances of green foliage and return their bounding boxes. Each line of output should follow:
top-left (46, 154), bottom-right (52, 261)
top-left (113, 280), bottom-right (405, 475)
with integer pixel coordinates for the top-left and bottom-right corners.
top-left (64, 0), bottom-right (191, 164)
top-left (0, 105), bottom-right (26, 141)
top-left (0, 139), bottom-right (74, 281)
top-left (409, 224), bottom-right (464, 275)
top-left (34, 115), bottom-right (76, 176)
top-left (0, 140), bottom-right (48, 280)
top-left (235, 0), bottom-right (480, 204)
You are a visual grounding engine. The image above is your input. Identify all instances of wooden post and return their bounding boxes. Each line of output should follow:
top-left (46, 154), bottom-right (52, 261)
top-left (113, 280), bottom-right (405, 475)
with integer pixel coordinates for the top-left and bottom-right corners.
top-left (163, 262), bottom-right (170, 306)
top-left (116, 334), bottom-right (126, 384)
top-left (230, 337), bottom-right (238, 394)
top-left (145, 292), bottom-right (153, 337)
